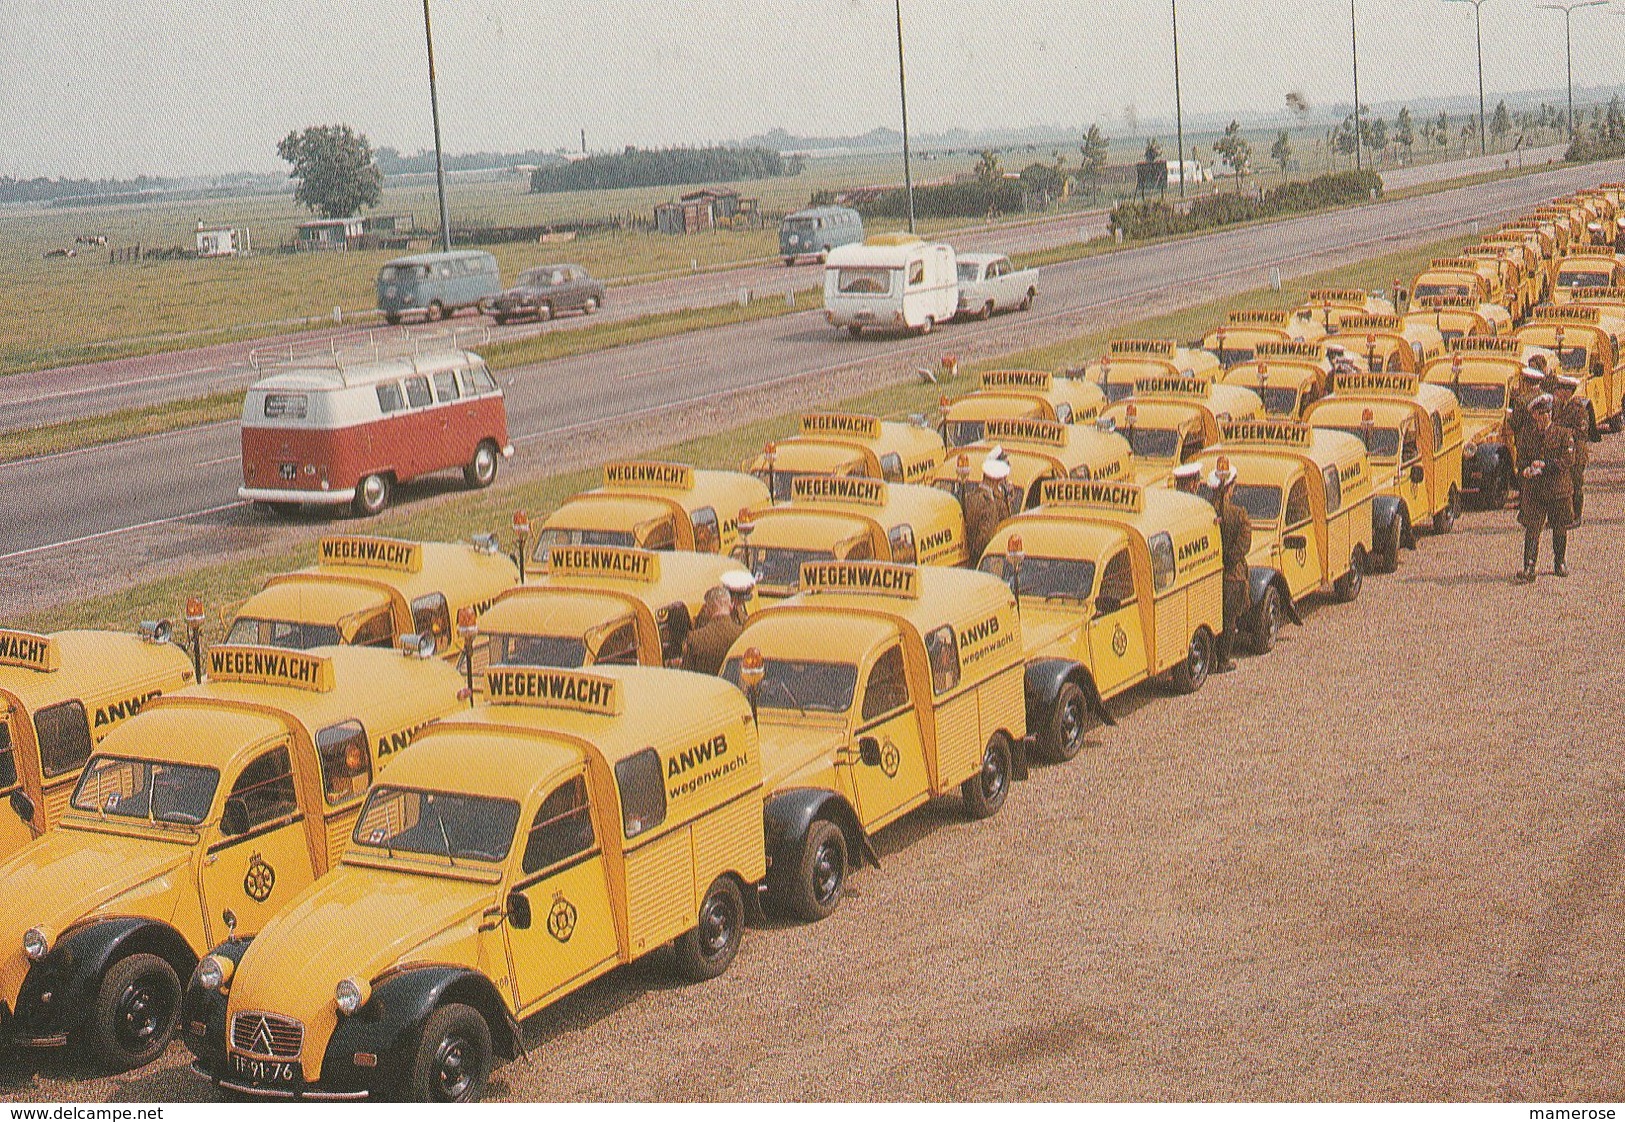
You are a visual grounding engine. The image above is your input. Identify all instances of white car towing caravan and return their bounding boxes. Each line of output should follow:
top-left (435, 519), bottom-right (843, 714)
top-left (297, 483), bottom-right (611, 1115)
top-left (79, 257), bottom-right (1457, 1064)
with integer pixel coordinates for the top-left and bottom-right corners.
top-left (823, 235), bottom-right (959, 337)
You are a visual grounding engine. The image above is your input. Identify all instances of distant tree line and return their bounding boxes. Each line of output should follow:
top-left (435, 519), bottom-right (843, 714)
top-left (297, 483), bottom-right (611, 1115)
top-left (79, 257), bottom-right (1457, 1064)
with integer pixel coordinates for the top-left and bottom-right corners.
top-left (375, 147), bottom-right (564, 175)
top-left (0, 175), bottom-right (175, 204)
top-left (1566, 96), bottom-right (1625, 162)
top-left (529, 146), bottom-right (804, 193)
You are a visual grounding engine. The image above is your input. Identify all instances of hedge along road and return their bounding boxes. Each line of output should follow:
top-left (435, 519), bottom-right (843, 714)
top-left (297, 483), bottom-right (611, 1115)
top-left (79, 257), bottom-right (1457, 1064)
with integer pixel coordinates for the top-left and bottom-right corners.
top-left (2, 144), bottom-right (1569, 434)
top-left (2, 156), bottom-right (1621, 573)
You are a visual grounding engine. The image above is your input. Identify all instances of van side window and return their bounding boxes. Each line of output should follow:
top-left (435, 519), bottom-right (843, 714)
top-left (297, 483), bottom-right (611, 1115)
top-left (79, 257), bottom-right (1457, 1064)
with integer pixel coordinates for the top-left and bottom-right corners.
top-left (224, 747), bottom-right (299, 834)
top-left (460, 365), bottom-right (498, 396)
top-left (924, 625), bottom-right (960, 695)
top-left (410, 593), bottom-right (451, 651)
top-left (908, 260), bottom-right (925, 287)
top-left (523, 775), bottom-right (595, 874)
top-left (887, 524), bottom-right (917, 564)
top-left (1284, 479), bottom-right (1312, 526)
top-left (861, 645), bottom-right (910, 721)
top-left (639, 517), bottom-right (678, 552)
top-left (1096, 549), bottom-right (1135, 614)
top-left (1432, 412), bottom-right (1444, 448)
top-left (1322, 465), bottom-right (1343, 512)
top-left (376, 382), bottom-right (405, 414)
top-left (1148, 532), bottom-right (1177, 593)
top-left (657, 602), bottom-right (692, 664)
top-left (316, 720), bottom-right (371, 806)
top-left (34, 700), bottom-right (92, 780)
top-left (615, 748), bottom-right (667, 839)
top-left (590, 618), bottom-right (640, 666)
top-left (433, 372), bottom-right (460, 402)
top-left (691, 507), bottom-right (721, 553)
top-left (879, 452), bottom-right (904, 482)
top-left (404, 376), bottom-right (432, 409)
top-left (349, 611), bottom-right (395, 648)
top-left (0, 720), bottom-right (17, 790)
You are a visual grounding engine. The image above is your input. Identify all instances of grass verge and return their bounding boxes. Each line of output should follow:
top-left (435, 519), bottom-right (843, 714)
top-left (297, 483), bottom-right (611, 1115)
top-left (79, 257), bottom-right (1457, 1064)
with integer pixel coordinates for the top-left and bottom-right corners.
top-left (0, 392), bottom-right (244, 463)
top-left (17, 229), bottom-right (1481, 639)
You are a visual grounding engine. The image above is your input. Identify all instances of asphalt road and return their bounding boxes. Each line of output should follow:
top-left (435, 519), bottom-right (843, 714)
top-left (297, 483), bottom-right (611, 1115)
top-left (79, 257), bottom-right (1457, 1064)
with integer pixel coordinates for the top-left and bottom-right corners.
top-left (6, 412), bottom-right (1621, 1103)
top-left (2, 145), bottom-right (1566, 435)
top-left (2, 154), bottom-right (1618, 573)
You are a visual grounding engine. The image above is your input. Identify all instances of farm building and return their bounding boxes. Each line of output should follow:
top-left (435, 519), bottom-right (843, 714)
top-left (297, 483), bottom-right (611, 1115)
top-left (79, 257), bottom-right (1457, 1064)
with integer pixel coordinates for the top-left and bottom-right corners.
top-left (194, 222), bottom-right (243, 257)
top-left (293, 214), bottom-right (418, 251)
top-left (653, 188), bottom-right (759, 234)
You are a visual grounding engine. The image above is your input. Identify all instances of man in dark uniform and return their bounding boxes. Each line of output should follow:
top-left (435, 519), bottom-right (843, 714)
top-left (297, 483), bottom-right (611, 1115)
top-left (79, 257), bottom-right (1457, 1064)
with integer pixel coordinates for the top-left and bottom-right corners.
top-left (964, 454), bottom-right (1019, 562)
top-left (1517, 394), bottom-right (1576, 582)
top-left (1207, 455), bottom-right (1251, 672)
top-left (1551, 374), bottom-right (1590, 524)
top-left (1507, 365), bottom-right (1546, 495)
top-left (681, 586), bottom-right (744, 675)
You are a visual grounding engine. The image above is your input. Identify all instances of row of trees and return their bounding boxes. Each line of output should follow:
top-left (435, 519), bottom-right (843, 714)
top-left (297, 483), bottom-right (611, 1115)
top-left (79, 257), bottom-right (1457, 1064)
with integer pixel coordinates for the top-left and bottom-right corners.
top-left (528, 146), bottom-right (803, 193)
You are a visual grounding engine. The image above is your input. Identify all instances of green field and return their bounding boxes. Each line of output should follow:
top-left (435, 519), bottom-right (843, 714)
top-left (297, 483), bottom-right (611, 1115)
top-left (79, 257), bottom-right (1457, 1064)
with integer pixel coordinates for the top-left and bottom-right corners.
top-left (16, 230), bottom-right (1479, 640)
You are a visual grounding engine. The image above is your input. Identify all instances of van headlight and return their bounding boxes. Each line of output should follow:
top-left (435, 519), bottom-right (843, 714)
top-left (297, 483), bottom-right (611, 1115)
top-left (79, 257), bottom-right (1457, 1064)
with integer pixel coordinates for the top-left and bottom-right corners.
top-left (335, 976), bottom-right (370, 1016)
top-left (197, 954), bottom-right (234, 992)
top-left (22, 927), bottom-right (50, 961)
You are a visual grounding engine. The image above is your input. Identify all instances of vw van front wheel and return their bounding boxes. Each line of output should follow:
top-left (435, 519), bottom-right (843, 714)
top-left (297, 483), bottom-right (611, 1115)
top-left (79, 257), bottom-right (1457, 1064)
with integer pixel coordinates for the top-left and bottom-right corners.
top-left (1169, 628), bottom-right (1214, 695)
top-left (962, 734), bottom-right (1012, 819)
top-left (427, 300), bottom-right (446, 322)
top-left (407, 1003), bottom-right (491, 1103)
top-left (88, 953), bottom-right (181, 1072)
top-left (674, 876), bottom-right (745, 982)
top-left (1039, 681), bottom-right (1092, 762)
top-left (352, 473), bottom-right (392, 517)
top-left (464, 441), bottom-right (500, 489)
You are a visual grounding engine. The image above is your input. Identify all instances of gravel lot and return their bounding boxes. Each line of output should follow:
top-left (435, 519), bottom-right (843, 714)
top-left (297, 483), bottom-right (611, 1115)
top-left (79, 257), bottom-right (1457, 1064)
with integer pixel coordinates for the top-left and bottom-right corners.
top-left (5, 433), bottom-right (1621, 1103)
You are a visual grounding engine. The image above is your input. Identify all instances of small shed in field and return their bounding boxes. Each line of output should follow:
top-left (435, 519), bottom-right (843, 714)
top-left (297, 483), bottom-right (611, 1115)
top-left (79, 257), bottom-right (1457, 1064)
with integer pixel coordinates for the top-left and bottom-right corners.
top-left (195, 222), bottom-right (240, 257)
top-left (294, 217), bottom-right (365, 251)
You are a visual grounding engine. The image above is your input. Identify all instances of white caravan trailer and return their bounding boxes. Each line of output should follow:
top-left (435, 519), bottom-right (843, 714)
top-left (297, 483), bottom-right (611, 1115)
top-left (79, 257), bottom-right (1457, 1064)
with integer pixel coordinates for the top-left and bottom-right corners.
top-left (823, 235), bottom-right (959, 337)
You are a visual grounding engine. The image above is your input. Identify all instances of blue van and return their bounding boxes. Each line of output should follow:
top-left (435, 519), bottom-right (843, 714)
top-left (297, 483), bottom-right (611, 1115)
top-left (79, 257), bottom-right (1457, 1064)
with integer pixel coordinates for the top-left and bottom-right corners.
top-left (779, 206), bottom-right (864, 266)
top-left (376, 250), bottom-right (502, 324)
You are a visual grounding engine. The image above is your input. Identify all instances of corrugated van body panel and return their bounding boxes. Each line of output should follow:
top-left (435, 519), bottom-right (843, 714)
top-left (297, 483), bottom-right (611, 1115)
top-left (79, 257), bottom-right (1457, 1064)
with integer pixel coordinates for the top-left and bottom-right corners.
top-left (1193, 572), bottom-right (1224, 636)
top-left (1155, 591), bottom-right (1188, 676)
top-left (690, 794), bottom-right (765, 888)
top-left (625, 826), bottom-right (695, 955)
top-left (934, 692), bottom-right (980, 792)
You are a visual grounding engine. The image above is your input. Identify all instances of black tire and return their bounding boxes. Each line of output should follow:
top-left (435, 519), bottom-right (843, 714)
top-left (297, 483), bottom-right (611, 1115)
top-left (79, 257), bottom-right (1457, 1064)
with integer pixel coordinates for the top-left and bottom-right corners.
top-left (769, 818), bottom-right (847, 922)
top-left (1333, 546), bottom-right (1366, 603)
top-left (493, 313), bottom-right (509, 326)
top-left (1480, 468), bottom-right (1509, 511)
top-left (406, 1003), bottom-right (491, 1103)
top-left (976, 300), bottom-right (994, 321)
top-left (1251, 585), bottom-right (1284, 654)
top-left (783, 257), bottom-right (796, 267)
top-left (673, 876), bottom-right (745, 981)
top-left (463, 440), bottom-right (500, 489)
top-left (1433, 486), bottom-right (1460, 534)
top-left (917, 316), bottom-right (934, 336)
top-left (352, 472), bottom-right (391, 517)
top-left (87, 953), bottom-right (181, 1073)
top-left (384, 312), bottom-right (402, 326)
top-left (1038, 680), bottom-right (1092, 763)
top-left (847, 325), bottom-right (863, 338)
top-left (1374, 522), bottom-right (1402, 574)
top-left (427, 300), bottom-right (446, 322)
top-left (961, 734), bottom-right (1012, 820)
top-left (583, 296), bottom-right (599, 314)
top-left (1169, 627), bottom-right (1214, 695)
top-left (1020, 288), bottom-right (1035, 311)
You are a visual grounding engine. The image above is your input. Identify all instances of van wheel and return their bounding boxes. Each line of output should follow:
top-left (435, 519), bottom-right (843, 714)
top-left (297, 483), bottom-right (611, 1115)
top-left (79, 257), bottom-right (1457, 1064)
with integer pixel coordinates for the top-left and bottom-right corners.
top-left (385, 312), bottom-right (402, 326)
top-left (493, 313), bottom-right (509, 326)
top-left (847, 325), bottom-right (863, 338)
top-left (352, 473), bottom-right (391, 517)
top-left (1433, 486), bottom-right (1461, 534)
top-left (407, 1003), bottom-right (490, 1103)
top-left (784, 257), bottom-right (796, 267)
top-left (428, 300), bottom-right (446, 322)
top-left (916, 316), bottom-right (934, 336)
top-left (463, 440), bottom-right (499, 489)
top-left (770, 819), bottom-right (847, 922)
top-left (1020, 288), bottom-right (1035, 311)
top-left (1169, 627), bottom-right (1214, 695)
top-left (1252, 586), bottom-right (1284, 654)
top-left (1334, 547), bottom-right (1366, 602)
top-left (673, 877), bottom-right (745, 981)
top-left (1039, 681), bottom-right (1092, 763)
top-left (88, 953), bottom-right (181, 1073)
top-left (582, 296), bottom-right (599, 314)
top-left (962, 733), bottom-right (1012, 819)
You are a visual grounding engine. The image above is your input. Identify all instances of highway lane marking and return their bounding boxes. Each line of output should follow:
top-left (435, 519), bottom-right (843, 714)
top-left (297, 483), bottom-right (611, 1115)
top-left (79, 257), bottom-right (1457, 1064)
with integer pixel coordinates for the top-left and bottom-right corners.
top-left (0, 420), bottom-right (240, 471)
top-left (10, 363), bottom-right (240, 408)
top-left (0, 501), bottom-right (249, 562)
top-left (195, 454), bottom-right (242, 467)
top-left (617, 356), bottom-right (708, 380)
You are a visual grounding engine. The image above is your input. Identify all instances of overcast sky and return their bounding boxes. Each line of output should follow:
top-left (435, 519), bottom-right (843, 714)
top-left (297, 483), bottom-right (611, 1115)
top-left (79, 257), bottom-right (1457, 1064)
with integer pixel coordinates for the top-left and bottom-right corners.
top-left (3, 0), bottom-right (1622, 178)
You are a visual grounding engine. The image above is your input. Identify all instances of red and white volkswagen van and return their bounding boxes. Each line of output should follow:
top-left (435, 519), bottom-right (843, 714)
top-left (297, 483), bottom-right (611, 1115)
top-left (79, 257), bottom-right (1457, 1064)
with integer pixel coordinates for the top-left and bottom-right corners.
top-left (238, 345), bottom-right (513, 517)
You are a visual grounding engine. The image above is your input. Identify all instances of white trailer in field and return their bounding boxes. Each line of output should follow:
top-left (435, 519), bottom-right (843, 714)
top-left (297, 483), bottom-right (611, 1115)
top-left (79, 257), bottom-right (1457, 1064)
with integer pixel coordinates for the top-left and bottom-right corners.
top-left (823, 236), bottom-right (958, 337)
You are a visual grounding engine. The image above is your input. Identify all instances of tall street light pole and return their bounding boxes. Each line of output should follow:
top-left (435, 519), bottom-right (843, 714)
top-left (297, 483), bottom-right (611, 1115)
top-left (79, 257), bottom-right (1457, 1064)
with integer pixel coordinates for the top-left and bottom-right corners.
top-left (1172, 0), bottom-right (1186, 197)
top-left (1444, 0), bottom-right (1488, 155)
top-left (1538, 1), bottom-right (1608, 139)
top-left (422, 0), bottom-right (452, 253)
top-left (894, 0), bottom-right (916, 233)
top-left (1350, 0), bottom-right (1363, 172)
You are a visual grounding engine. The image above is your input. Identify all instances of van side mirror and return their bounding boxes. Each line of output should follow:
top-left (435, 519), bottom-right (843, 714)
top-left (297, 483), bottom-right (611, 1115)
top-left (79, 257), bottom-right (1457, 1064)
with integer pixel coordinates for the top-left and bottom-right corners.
top-left (220, 798), bottom-right (250, 838)
top-left (9, 790), bottom-right (35, 826)
top-left (1410, 465), bottom-right (1426, 485)
top-left (506, 892), bottom-right (532, 930)
top-left (858, 736), bottom-right (883, 768)
top-left (1282, 534), bottom-right (1307, 551)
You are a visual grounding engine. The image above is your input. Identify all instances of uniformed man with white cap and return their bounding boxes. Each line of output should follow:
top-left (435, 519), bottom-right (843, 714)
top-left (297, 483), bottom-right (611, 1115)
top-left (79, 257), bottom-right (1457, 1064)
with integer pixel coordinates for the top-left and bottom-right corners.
top-left (1207, 455), bottom-right (1251, 672)
top-left (1516, 393), bottom-right (1576, 581)
top-left (1172, 461), bottom-right (1204, 496)
top-left (964, 452), bottom-right (1020, 562)
top-left (1551, 374), bottom-right (1590, 523)
top-left (1508, 364), bottom-right (1547, 474)
top-left (720, 568), bottom-right (756, 625)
